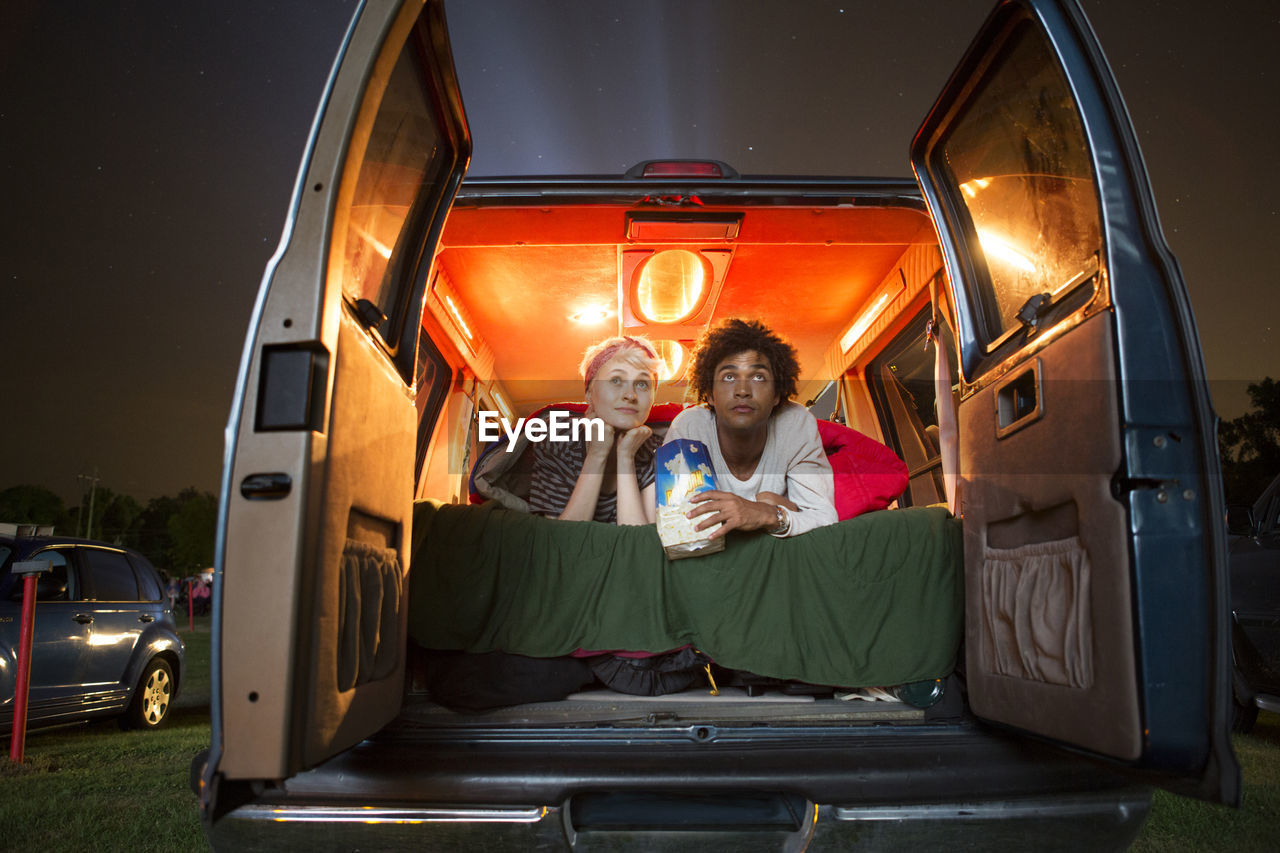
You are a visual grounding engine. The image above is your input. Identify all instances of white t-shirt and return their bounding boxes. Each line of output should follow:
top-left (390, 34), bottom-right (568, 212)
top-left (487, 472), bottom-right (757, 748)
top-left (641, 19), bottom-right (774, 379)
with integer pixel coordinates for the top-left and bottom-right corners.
top-left (662, 401), bottom-right (837, 537)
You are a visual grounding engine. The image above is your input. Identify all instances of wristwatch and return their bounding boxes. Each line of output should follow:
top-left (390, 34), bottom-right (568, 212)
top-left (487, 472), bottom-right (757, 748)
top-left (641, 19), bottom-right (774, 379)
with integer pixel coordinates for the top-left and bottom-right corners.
top-left (769, 504), bottom-right (791, 536)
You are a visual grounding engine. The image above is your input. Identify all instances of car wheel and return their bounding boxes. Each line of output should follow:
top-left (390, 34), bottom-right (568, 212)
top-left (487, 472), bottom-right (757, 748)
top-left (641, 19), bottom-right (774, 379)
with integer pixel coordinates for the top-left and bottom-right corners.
top-left (122, 658), bottom-right (175, 730)
top-left (1231, 692), bottom-right (1258, 734)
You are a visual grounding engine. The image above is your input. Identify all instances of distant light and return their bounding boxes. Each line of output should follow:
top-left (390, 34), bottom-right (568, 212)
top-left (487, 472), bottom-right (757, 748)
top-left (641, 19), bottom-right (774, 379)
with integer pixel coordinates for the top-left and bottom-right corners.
top-left (569, 306), bottom-right (611, 324)
top-left (977, 230), bottom-right (1036, 273)
top-left (960, 177), bottom-right (991, 199)
top-left (352, 221), bottom-right (393, 259)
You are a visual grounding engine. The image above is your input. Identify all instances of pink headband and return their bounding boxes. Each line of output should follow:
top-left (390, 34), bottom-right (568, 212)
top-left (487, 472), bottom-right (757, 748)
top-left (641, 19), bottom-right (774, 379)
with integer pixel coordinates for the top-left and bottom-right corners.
top-left (582, 337), bottom-right (659, 390)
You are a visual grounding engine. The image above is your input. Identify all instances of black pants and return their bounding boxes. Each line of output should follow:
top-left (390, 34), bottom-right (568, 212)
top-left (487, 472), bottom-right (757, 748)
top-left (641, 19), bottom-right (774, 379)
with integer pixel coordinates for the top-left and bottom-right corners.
top-left (422, 649), bottom-right (597, 712)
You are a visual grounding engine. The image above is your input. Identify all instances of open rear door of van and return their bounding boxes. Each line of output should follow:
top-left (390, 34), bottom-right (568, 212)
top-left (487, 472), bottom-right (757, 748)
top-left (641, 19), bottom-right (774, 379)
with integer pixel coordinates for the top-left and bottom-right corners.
top-left (211, 0), bottom-right (468, 783)
top-left (911, 0), bottom-right (1239, 803)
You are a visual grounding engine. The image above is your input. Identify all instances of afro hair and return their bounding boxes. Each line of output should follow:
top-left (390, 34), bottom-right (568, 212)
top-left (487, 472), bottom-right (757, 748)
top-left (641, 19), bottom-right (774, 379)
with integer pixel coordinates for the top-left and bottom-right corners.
top-left (685, 318), bottom-right (800, 411)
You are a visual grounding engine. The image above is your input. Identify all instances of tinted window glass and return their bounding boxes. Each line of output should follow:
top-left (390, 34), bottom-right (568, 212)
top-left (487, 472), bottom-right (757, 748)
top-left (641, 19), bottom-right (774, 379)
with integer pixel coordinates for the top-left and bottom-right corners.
top-left (82, 548), bottom-right (140, 601)
top-left (13, 549), bottom-right (74, 602)
top-left (128, 554), bottom-right (163, 602)
top-left (937, 21), bottom-right (1101, 346)
top-left (338, 37), bottom-right (446, 339)
top-left (1260, 491), bottom-right (1279, 535)
top-left (0, 544), bottom-right (11, 597)
top-left (867, 308), bottom-right (958, 508)
top-left (414, 331), bottom-right (452, 476)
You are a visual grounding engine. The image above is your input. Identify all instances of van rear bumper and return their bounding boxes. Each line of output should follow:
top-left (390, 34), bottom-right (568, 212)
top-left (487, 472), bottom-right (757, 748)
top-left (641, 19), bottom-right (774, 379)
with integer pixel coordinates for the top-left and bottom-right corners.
top-left (207, 790), bottom-right (1151, 851)
top-left (203, 719), bottom-right (1154, 850)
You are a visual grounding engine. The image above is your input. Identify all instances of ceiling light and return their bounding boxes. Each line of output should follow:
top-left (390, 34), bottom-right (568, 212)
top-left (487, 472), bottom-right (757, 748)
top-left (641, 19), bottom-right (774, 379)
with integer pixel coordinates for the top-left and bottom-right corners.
top-left (633, 250), bottom-right (706, 324)
top-left (840, 277), bottom-right (906, 354)
top-left (650, 340), bottom-right (686, 382)
top-left (490, 388), bottom-right (513, 422)
top-left (443, 295), bottom-right (473, 339)
top-left (569, 307), bottom-right (611, 324)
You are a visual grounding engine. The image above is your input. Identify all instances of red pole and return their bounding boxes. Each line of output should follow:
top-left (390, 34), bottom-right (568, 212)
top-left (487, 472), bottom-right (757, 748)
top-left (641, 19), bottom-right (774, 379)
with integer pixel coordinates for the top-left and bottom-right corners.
top-left (187, 580), bottom-right (194, 632)
top-left (9, 574), bottom-right (38, 763)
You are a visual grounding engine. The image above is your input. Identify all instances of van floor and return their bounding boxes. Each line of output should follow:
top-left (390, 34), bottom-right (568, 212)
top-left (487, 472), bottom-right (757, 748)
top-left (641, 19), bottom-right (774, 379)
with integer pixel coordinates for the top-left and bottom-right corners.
top-left (400, 686), bottom-right (926, 727)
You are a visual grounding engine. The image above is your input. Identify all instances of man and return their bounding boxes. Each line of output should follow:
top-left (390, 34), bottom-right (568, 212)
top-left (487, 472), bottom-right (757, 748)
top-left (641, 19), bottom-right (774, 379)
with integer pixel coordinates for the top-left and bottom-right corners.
top-left (664, 318), bottom-right (837, 538)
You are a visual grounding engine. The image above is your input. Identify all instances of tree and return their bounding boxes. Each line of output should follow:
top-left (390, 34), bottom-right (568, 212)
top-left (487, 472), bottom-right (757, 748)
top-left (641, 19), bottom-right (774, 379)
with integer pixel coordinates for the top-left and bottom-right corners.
top-left (97, 491), bottom-right (144, 547)
top-left (1218, 377), bottom-right (1280, 506)
top-left (167, 489), bottom-right (218, 573)
top-left (0, 484), bottom-right (70, 531)
top-left (135, 494), bottom-right (181, 570)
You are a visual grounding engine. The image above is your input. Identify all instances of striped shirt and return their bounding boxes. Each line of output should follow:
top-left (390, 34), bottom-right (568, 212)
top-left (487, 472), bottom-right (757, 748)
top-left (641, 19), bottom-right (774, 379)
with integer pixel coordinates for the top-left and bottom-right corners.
top-left (528, 428), bottom-right (660, 523)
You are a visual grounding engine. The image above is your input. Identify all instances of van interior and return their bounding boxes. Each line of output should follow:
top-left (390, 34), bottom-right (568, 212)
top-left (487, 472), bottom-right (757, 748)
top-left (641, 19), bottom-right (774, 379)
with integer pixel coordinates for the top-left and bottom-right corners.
top-left (418, 190), bottom-right (952, 503)
top-left (398, 178), bottom-right (962, 730)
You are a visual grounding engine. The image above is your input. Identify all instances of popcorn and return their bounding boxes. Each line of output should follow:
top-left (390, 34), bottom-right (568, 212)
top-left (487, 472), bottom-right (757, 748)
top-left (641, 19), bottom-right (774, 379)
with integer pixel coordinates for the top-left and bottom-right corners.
top-left (655, 440), bottom-right (725, 559)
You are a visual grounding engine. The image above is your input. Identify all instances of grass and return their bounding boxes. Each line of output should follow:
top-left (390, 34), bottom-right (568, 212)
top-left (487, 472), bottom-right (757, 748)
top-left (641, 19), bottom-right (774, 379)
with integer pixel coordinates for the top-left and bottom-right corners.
top-left (1131, 711), bottom-right (1280, 852)
top-left (1, 622), bottom-right (1275, 851)
top-left (0, 617), bottom-right (211, 852)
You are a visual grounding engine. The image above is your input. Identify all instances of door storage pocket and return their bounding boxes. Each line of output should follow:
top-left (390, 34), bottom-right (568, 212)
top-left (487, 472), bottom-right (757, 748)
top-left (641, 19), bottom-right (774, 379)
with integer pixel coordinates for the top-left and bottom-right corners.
top-left (337, 539), bottom-right (402, 690)
top-left (981, 536), bottom-right (1093, 688)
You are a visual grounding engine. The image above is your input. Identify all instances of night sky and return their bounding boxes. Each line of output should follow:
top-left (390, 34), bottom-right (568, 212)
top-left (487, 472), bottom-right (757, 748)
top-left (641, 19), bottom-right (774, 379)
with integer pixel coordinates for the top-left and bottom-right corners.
top-left (3, 1), bottom-right (1276, 506)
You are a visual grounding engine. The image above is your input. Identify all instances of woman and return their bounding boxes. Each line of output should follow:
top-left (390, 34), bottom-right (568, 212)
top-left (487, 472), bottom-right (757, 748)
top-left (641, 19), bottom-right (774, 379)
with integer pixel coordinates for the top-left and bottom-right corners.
top-left (528, 335), bottom-right (662, 525)
top-left (424, 337), bottom-right (663, 711)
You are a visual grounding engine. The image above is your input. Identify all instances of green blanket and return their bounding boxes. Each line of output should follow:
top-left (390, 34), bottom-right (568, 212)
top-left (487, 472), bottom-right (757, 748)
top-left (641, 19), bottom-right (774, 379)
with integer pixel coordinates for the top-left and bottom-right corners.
top-left (409, 501), bottom-right (963, 688)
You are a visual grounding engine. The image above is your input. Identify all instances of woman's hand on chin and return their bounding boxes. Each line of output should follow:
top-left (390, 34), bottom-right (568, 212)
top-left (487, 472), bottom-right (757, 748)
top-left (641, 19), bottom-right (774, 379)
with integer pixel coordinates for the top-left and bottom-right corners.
top-left (582, 405), bottom-right (616, 462)
top-left (616, 424), bottom-right (652, 459)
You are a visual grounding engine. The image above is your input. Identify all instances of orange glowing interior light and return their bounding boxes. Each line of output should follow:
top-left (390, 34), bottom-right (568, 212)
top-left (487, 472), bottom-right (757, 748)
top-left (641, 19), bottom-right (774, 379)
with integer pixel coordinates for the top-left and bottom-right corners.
top-left (840, 279), bottom-right (905, 354)
top-left (491, 388), bottom-right (513, 422)
top-left (634, 250), bottom-right (705, 323)
top-left (444, 294), bottom-right (473, 340)
top-left (650, 339), bottom-right (685, 382)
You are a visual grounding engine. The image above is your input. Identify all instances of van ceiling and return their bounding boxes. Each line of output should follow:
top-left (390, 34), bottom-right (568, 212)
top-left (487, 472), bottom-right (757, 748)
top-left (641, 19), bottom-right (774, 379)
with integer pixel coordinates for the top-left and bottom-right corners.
top-left (435, 204), bottom-right (936, 412)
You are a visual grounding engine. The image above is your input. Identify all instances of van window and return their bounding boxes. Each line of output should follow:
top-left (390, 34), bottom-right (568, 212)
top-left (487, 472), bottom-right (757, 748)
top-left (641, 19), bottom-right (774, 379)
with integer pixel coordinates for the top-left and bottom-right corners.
top-left (936, 21), bottom-right (1102, 348)
top-left (807, 381), bottom-right (841, 422)
top-left (338, 36), bottom-right (448, 346)
top-left (414, 331), bottom-right (452, 475)
top-left (867, 308), bottom-right (958, 507)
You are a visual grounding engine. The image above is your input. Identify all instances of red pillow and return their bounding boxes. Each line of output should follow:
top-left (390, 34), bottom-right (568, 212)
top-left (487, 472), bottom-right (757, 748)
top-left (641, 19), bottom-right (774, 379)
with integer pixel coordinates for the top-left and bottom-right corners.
top-left (816, 420), bottom-right (909, 520)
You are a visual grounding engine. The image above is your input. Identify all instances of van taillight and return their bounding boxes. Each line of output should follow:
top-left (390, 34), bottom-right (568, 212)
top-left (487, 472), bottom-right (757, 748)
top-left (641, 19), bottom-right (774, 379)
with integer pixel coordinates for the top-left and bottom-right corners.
top-left (643, 161), bottom-right (721, 178)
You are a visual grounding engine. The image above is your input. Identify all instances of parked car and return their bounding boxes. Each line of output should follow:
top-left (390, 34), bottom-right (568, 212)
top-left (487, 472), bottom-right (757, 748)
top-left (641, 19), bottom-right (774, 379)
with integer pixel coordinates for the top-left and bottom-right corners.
top-left (1228, 472), bottom-right (1280, 732)
top-left (195, 0), bottom-right (1240, 849)
top-left (0, 533), bottom-right (185, 732)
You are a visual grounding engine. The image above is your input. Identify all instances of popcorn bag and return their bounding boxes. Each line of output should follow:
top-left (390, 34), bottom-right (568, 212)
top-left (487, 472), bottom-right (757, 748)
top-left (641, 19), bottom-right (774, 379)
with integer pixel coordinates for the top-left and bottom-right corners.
top-left (655, 439), bottom-right (725, 559)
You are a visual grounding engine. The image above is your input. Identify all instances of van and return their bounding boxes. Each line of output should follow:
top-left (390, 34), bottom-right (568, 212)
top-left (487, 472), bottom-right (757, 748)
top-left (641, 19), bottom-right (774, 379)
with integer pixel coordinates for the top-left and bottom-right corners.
top-left (195, 0), bottom-right (1240, 848)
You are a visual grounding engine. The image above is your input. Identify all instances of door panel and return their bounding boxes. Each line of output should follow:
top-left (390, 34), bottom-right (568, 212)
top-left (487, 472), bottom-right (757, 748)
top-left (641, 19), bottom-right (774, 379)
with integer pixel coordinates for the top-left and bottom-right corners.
top-left (962, 314), bottom-right (1139, 758)
top-left (215, 0), bottom-right (469, 781)
top-left (300, 316), bottom-right (414, 767)
top-left (913, 0), bottom-right (1238, 802)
